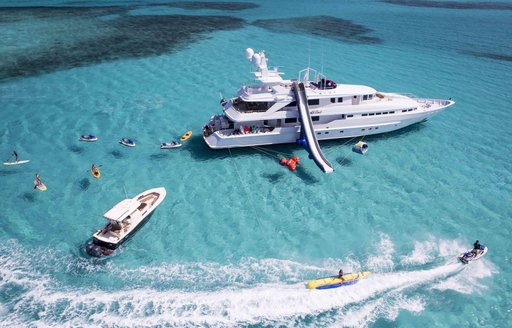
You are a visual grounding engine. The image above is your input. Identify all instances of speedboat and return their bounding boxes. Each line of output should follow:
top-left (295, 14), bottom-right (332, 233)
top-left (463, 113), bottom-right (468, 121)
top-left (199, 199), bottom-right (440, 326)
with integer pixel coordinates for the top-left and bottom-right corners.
top-left (160, 140), bottom-right (182, 149)
top-left (80, 134), bottom-right (98, 142)
top-left (119, 138), bottom-right (136, 147)
top-left (306, 272), bottom-right (371, 289)
top-left (85, 187), bottom-right (166, 257)
top-left (203, 48), bottom-right (455, 173)
top-left (459, 245), bottom-right (488, 264)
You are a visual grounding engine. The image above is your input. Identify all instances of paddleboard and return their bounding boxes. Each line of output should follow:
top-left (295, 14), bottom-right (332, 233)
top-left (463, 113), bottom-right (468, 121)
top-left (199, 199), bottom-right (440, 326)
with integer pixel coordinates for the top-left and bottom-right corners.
top-left (92, 168), bottom-right (101, 179)
top-left (306, 271), bottom-right (371, 289)
top-left (180, 131), bottom-right (192, 142)
top-left (34, 180), bottom-right (47, 191)
top-left (3, 160), bottom-right (30, 166)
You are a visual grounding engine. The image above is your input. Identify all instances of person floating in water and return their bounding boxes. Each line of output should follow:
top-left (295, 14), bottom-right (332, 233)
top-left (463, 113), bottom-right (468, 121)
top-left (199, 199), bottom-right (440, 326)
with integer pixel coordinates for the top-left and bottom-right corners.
top-left (12, 150), bottom-right (19, 162)
top-left (34, 173), bottom-right (42, 189)
top-left (472, 240), bottom-right (481, 257)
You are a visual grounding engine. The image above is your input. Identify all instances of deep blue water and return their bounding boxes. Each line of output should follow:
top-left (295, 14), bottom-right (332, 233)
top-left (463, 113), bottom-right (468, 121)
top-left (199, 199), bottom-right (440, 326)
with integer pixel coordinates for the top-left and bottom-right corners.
top-left (0, 0), bottom-right (511, 326)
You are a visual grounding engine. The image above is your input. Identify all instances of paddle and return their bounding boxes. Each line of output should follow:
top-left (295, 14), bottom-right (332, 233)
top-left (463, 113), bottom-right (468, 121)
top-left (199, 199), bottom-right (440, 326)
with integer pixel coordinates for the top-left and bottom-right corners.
top-left (86, 164), bottom-right (102, 172)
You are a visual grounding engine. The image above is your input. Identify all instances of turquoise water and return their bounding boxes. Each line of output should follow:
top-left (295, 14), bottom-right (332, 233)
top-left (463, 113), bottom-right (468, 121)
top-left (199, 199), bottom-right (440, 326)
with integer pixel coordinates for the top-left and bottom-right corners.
top-left (1, 0), bottom-right (511, 326)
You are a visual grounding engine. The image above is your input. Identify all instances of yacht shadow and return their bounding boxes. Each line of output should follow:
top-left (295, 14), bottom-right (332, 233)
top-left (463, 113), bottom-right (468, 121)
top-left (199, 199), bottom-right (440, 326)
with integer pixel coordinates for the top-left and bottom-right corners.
top-left (262, 172), bottom-right (285, 183)
top-left (110, 149), bottom-right (124, 159)
top-left (336, 157), bottom-right (353, 167)
top-left (78, 178), bottom-right (91, 191)
top-left (68, 144), bottom-right (84, 154)
top-left (295, 167), bottom-right (320, 184)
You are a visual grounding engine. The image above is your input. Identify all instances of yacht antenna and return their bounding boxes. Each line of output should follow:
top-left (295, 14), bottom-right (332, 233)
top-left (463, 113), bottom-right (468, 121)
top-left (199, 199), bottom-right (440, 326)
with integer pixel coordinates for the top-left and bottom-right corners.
top-left (123, 185), bottom-right (129, 199)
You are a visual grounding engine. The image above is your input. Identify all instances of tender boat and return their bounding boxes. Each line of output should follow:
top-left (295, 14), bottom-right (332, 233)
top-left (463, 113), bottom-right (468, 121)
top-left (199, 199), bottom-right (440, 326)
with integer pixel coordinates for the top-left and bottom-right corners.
top-left (119, 138), bottom-right (136, 147)
top-left (203, 48), bottom-right (455, 173)
top-left (80, 134), bottom-right (98, 142)
top-left (459, 246), bottom-right (488, 264)
top-left (85, 187), bottom-right (166, 257)
top-left (160, 141), bottom-right (182, 149)
top-left (307, 272), bottom-right (371, 289)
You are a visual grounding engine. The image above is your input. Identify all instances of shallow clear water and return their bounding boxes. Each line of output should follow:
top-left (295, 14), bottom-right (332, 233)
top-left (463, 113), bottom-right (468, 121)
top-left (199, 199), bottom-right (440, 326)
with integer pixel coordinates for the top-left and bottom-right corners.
top-left (0, 0), bottom-right (511, 326)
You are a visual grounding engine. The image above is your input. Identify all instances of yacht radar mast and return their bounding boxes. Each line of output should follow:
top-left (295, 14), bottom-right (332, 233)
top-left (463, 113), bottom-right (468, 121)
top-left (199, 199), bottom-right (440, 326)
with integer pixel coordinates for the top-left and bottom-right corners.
top-left (245, 48), bottom-right (284, 84)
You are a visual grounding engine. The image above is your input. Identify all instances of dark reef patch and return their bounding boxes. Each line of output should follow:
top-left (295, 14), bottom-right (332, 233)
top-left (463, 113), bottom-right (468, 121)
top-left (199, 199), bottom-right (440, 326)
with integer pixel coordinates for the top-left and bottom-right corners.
top-left (0, 6), bottom-right (246, 81)
top-left (78, 178), bottom-right (90, 191)
top-left (68, 145), bottom-right (84, 154)
top-left (163, 1), bottom-right (258, 11)
top-left (21, 192), bottom-right (35, 202)
top-left (253, 16), bottom-right (380, 44)
top-left (462, 50), bottom-right (512, 62)
top-left (110, 150), bottom-right (124, 159)
top-left (381, 0), bottom-right (512, 10)
top-left (149, 153), bottom-right (169, 160)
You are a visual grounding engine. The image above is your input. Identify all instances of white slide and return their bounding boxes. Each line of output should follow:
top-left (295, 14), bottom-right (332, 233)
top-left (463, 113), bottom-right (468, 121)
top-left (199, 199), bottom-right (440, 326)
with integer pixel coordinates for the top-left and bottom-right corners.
top-left (293, 81), bottom-right (334, 173)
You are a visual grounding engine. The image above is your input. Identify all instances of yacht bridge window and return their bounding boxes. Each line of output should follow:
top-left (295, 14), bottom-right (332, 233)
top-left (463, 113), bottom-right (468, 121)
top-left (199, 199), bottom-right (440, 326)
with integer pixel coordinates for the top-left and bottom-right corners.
top-left (232, 97), bottom-right (275, 113)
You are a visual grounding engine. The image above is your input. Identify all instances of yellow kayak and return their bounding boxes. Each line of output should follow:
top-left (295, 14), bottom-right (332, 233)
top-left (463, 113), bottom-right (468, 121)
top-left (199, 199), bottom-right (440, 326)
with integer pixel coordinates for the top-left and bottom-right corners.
top-left (92, 168), bottom-right (101, 179)
top-left (306, 271), bottom-right (371, 290)
top-left (180, 131), bottom-right (192, 142)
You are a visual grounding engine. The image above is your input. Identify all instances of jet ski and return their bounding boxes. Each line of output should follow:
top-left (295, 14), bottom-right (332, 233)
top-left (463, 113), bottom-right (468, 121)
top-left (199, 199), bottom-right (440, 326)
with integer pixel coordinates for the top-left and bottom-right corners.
top-left (160, 140), bottom-right (182, 149)
top-left (459, 245), bottom-right (488, 264)
top-left (119, 138), bottom-right (136, 147)
top-left (80, 134), bottom-right (98, 142)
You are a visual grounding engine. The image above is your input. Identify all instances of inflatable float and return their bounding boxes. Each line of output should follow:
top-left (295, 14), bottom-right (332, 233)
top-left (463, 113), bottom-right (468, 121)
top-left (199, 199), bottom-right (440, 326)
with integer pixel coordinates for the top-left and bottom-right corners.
top-left (3, 160), bottom-right (30, 166)
top-left (352, 141), bottom-right (368, 154)
top-left (306, 272), bottom-right (371, 289)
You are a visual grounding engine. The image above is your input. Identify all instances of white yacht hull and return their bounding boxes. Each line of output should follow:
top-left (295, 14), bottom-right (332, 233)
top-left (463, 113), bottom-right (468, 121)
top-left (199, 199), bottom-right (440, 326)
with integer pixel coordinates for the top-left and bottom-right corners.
top-left (204, 106), bottom-right (446, 149)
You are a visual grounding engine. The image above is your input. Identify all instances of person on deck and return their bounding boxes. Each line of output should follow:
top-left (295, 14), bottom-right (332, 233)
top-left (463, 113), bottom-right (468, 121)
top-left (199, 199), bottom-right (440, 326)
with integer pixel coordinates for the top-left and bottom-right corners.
top-left (338, 269), bottom-right (344, 280)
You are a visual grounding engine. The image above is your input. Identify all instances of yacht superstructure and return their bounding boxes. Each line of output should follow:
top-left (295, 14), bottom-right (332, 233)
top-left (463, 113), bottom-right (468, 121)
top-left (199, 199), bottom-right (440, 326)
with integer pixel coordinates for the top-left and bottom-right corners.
top-left (203, 49), bottom-right (454, 162)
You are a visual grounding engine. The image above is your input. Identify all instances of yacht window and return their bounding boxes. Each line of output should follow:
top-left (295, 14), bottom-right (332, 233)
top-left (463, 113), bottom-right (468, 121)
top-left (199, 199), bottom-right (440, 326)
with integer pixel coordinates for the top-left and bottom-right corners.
top-left (362, 128), bottom-right (365, 131)
top-left (325, 132), bottom-right (329, 134)
top-left (285, 117), bottom-right (297, 124)
top-left (308, 99), bottom-right (320, 106)
top-left (228, 122), bottom-right (234, 129)
top-left (232, 98), bottom-right (275, 112)
top-left (376, 112), bottom-right (381, 115)
top-left (402, 109), bottom-right (407, 112)
top-left (287, 101), bottom-right (297, 107)
top-left (312, 116), bottom-right (320, 121)
top-left (390, 111), bottom-right (395, 114)
top-left (369, 113), bottom-right (375, 116)
top-left (408, 109), bottom-right (413, 112)
top-left (330, 98), bottom-right (336, 103)
top-left (347, 114), bottom-right (353, 118)
top-left (338, 97), bottom-right (343, 103)
top-left (383, 112), bottom-right (388, 115)
top-left (341, 114), bottom-right (346, 119)
top-left (362, 113), bottom-right (368, 116)
top-left (317, 132), bottom-right (321, 135)
top-left (369, 94), bottom-right (373, 100)
top-left (363, 95), bottom-right (368, 101)
top-left (339, 130), bottom-right (344, 133)
top-left (263, 120), bottom-right (268, 125)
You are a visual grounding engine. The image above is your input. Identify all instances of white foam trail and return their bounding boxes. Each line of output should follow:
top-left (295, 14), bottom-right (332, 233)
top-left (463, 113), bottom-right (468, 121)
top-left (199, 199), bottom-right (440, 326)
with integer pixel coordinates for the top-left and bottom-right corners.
top-left (400, 238), bottom-right (437, 265)
top-left (366, 233), bottom-right (394, 271)
top-left (3, 262), bottom-right (462, 327)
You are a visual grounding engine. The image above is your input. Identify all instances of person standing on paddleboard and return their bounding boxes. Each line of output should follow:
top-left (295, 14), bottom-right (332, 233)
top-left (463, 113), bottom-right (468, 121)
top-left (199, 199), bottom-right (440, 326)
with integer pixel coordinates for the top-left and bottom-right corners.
top-left (34, 173), bottom-right (42, 188)
top-left (12, 150), bottom-right (19, 162)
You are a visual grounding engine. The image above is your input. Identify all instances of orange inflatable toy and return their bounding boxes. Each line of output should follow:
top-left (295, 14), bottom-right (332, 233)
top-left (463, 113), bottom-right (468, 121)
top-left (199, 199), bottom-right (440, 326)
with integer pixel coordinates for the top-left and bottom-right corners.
top-left (280, 158), bottom-right (287, 166)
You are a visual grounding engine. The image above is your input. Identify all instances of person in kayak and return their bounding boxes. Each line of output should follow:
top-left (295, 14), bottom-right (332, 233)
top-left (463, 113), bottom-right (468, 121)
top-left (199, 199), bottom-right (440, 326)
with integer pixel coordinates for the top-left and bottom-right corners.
top-left (91, 164), bottom-right (99, 175)
top-left (472, 240), bottom-right (481, 257)
top-left (12, 150), bottom-right (19, 162)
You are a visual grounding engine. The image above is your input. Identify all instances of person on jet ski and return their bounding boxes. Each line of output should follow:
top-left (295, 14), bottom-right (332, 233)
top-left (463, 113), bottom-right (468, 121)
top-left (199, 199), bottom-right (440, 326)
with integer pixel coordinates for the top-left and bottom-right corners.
top-left (471, 240), bottom-right (481, 257)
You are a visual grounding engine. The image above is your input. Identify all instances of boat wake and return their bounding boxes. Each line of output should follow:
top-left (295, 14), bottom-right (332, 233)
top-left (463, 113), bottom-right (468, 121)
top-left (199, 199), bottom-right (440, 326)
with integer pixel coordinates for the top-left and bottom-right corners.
top-left (0, 237), bottom-right (494, 327)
